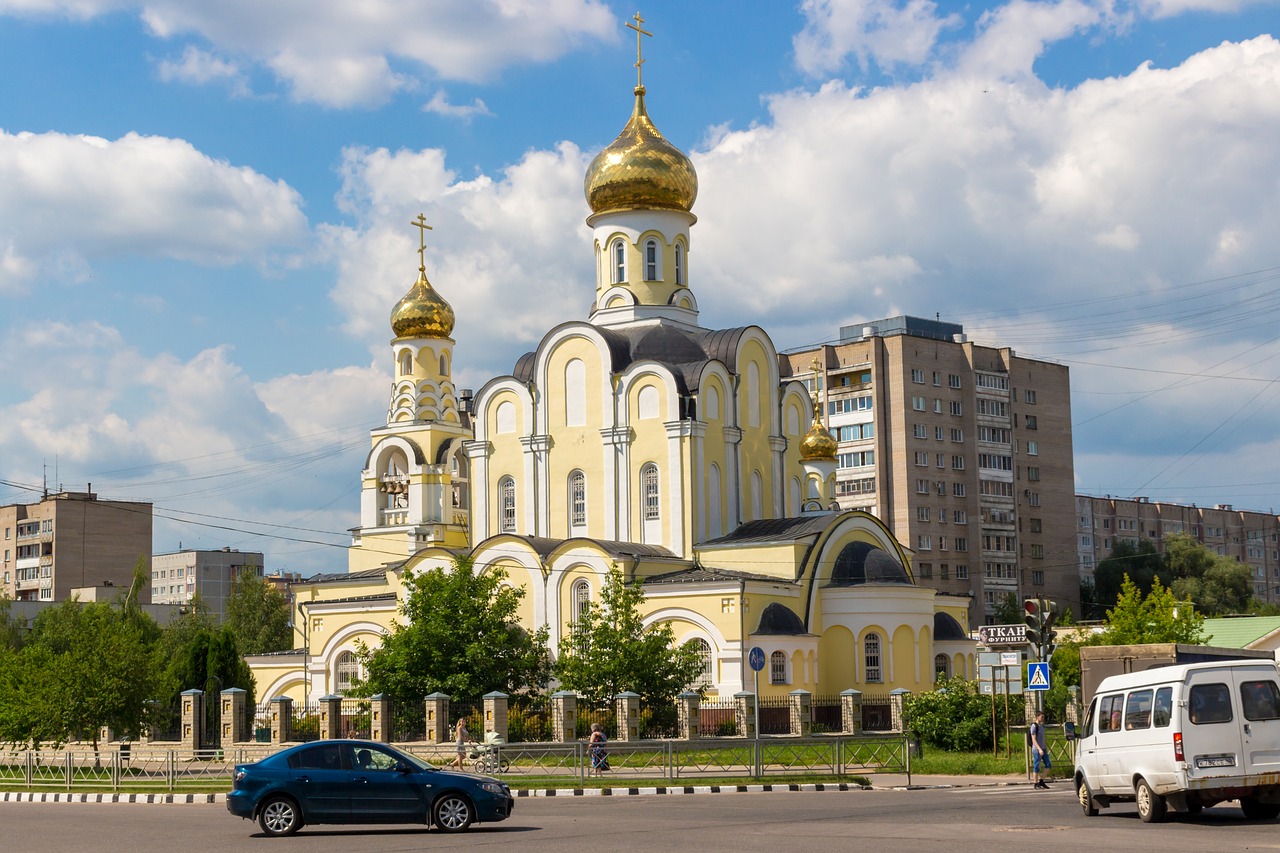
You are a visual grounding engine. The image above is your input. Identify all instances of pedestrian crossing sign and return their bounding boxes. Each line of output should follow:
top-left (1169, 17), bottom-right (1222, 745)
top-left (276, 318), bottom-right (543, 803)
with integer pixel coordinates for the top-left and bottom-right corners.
top-left (1027, 661), bottom-right (1051, 691)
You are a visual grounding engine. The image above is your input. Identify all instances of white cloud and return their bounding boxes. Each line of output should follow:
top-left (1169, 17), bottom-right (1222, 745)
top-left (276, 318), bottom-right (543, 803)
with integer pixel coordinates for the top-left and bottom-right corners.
top-left (0, 130), bottom-right (310, 287)
top-left (322, 140), bottom-right (594, 379)
top-left (0, 0), bottom-right (617, 107)
top-left (156, 44), bottom-right (249, 96)
top-left (795, 0), bottom-right (961, 75)
top-left (423, 90), bottom-right (493, 121)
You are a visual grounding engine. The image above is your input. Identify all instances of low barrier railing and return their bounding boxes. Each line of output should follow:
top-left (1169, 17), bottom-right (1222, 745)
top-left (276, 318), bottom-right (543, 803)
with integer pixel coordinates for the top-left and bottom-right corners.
top-left (0, 735), bottom-right (910, 792)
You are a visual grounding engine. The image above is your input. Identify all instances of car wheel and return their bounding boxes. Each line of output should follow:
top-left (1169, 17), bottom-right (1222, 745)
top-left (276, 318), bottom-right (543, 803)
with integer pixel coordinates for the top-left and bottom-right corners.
top-left (258, 796), bottom-right (303, 837)
top-left (1077, 777), bottom-right (1098, 817)
top-left (1241, 796), bottom-right (1280, 820)
top-left (433, 793), bottom-right (474, 833)
top-left (1136, 778), bottom-right (1166, 824)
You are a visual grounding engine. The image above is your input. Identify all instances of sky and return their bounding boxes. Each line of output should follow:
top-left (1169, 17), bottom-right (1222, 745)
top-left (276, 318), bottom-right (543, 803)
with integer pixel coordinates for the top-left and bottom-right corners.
top-left (2, 0), bottom-right (1279, 579)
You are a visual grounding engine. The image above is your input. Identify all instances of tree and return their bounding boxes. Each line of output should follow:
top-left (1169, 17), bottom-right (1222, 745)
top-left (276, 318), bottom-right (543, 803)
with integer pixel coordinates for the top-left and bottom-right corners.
top-left (1097, 575), bottom-right (1206, 646)
top-left (225, 568), bottom-right (293, 655)
top-left (360, 555), bottom-right (550, 708)
top-left (554, 567), bottom-right (705, 709)
top-left (903, 676), bottom-right (999, 751)
top-left (1164, 532), bottom-right (1252, 616)
top-left (18, 598), bottom-right (165, 749)
top-left (1094, 539), bottom-right (1167, 606)
top-left (991, 592), bottom-right (1023, 625)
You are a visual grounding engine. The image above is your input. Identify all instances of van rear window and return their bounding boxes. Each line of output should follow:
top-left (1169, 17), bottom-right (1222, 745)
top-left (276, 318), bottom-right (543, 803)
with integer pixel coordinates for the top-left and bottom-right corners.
top-left (1241, 680), bottom-right (1280, 721)
top-left (1153, 687), bottom-right (1172, 727)
top-left (1189, 683), bottom-right (1233, 725)
top-left (1124, 690), bottom-right (1153, 730)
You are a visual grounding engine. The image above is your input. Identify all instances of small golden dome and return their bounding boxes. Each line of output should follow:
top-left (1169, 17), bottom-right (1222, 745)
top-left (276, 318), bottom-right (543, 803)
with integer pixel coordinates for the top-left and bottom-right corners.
top-left (799, 404), bottom-right (838, 461)
top-left (585, 86), bottom-right (698, 215)
top-left (390, 267), bottom-right (455, 339)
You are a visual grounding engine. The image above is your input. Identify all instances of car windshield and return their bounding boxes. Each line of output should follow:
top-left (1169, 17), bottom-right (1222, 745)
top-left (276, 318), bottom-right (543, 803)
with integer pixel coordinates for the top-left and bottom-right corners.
top-left (383, 746), bottom-right (435, 772)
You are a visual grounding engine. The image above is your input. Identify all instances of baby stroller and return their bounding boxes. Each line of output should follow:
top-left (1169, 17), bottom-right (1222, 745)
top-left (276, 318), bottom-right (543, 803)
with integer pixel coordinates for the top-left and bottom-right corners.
top-left (469, 731), bottom-right (510, 775)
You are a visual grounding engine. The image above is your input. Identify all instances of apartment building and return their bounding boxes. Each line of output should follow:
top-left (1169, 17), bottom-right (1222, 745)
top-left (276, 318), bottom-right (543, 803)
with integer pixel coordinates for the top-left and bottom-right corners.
top-left (151, 547), bottom-right (266, 619)
top-left (0, 490), bottom-right (152, 602)
top-left (784, 316), bottom-right (1077, 623)
top-left (1076, 495), bottom-right (1280, 604)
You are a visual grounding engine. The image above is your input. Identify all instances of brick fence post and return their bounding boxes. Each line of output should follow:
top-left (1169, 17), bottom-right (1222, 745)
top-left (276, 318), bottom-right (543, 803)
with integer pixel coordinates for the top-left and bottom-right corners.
top-left (677, 691), bottom-right (701, 740)
top-left (371, 694), bottom-right (393, 742)
top-left (614, 692), bottom-right (640, 741)
top-left (320, 694), bottom-right (343, 740)
top-left (483, 691), bottom-right (509, 742)
top-left (425, 693), bottom-right (451, 744)
top-left (841, 689), bottom-right (863, 735)
top-left (789, 689), bottom-right (812, 737)
top-left (180, 689), bottom-right (204, 753)
top-left (551, 691), bottom-right (577, 743)
top-left (270, 697), bottom-right (293, 744)
top-left (221, 688), bottom-right (248, 744)
top-left (735, 691), bottom-right (757, 738)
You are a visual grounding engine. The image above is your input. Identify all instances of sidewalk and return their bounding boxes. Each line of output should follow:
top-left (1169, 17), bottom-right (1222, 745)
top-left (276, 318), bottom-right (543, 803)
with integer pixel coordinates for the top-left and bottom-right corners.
top-left (0, 774), bottom-right (1037, 804)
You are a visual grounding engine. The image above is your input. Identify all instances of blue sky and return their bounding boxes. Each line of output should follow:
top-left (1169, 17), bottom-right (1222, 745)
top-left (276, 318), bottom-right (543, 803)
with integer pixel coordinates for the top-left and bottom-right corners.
top-left (2, 0), bottom-right (1279, 578)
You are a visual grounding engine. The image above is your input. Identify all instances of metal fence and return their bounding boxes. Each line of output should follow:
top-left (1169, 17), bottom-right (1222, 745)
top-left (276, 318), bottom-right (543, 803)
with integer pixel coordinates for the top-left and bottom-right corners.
top-left (0, 735), bottom-right (912, 792)
top-left (861, 695), bottom-right (894, 731)
top-left (812, 695), bottom-right (842, 733)
top-left (700, 698), bottom-right (738, 737)
top-left (758, 696), bottom-right (791, 735)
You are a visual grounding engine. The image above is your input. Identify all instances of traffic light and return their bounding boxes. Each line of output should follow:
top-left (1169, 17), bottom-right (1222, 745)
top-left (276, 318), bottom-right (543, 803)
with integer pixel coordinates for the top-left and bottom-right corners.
top-left (1041, 600), bottom-right (1059, 660)
top-left (1023, 598), bottom-right (1059, 661)
top-left (1023, 599), bottom-right (1043, 652)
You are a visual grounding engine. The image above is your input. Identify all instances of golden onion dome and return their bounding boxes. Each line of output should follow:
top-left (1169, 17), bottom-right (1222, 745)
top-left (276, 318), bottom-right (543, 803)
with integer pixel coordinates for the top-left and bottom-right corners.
top-left (585, 86), bottom-right (698, 215)
top-left (390, 267), bottom-right (455, 339)
top-left (799, 404), bottom-right (838, 461)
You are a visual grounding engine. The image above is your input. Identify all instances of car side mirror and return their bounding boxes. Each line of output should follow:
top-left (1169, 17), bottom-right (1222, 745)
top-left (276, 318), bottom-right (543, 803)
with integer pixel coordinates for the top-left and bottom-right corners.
top-left (1063, 722), bottom-right (1076, 740)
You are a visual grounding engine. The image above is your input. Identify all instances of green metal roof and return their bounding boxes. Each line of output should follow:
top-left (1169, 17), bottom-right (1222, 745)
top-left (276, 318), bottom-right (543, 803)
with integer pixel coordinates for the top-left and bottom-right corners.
top-left (1202, 616), bottom-right (1280, 649)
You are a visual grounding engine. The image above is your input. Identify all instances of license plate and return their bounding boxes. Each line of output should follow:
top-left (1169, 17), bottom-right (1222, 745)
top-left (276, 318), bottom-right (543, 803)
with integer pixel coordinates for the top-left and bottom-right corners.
top-left (1196, 755), bottom-right (1236, 768)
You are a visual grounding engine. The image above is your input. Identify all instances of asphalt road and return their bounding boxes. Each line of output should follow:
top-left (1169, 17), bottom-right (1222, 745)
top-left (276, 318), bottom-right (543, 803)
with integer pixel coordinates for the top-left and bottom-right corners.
top-left (4, 786), bottom-right (1278, 852)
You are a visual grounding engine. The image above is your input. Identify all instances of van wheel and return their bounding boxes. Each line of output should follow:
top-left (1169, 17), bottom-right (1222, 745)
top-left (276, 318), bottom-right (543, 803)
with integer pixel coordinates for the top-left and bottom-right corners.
top-left (1136, 779), bottom-right (1166, 823)
top-left (1077, 778), bottom-right (1098, 817)
top-left (1185, 798), bottom-right (1203, 817)
top-left (1241, 797), bottom-right (1280, 820)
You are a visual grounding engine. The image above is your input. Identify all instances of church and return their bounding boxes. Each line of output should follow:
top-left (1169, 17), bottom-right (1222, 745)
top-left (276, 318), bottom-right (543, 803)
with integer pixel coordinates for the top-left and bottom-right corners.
top-left (248, 25), bottom-right (976, 708)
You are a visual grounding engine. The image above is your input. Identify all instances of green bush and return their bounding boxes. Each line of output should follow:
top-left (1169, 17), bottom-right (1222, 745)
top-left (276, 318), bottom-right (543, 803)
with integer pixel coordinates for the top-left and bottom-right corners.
top-left (903, 676), bottom-right (1001, 752)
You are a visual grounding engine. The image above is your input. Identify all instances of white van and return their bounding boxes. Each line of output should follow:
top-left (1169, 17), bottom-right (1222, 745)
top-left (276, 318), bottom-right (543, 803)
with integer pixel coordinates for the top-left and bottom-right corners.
top-left (1074, 660), bottom-right (1280, 822)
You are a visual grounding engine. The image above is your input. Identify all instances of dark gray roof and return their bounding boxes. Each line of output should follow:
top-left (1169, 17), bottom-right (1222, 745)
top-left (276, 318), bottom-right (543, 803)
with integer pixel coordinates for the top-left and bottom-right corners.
top-left (302, 592), bottom-right (398, 606)
top-left (756, 602), bottom-right (806, 635)
top-left (829, 541), bottom-right (912, 586)
top-left (507, 322), bottom-right (766, 397)
top-left (487, 535), bottom-right (678, 562)
top-left (934, 612), bottom-right (966, 641)
top-left (643, 566), bottom-right (784, 585)
top-left (302, 567), bottom-right (390, 585)
top-left (703, 515), bottom-right (832, 545)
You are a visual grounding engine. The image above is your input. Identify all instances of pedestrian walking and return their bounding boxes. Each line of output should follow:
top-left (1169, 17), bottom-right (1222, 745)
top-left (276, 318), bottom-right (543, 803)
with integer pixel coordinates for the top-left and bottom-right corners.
top-left (1030, 711), bottom-right (1051, 788)
top-left (453, 718), bottom-right (470, 771)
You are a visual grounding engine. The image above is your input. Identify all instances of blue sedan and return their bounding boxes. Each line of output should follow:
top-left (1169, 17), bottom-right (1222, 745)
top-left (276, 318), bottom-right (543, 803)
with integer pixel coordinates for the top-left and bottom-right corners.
top-left (227, 739), bottom-right (514, 836)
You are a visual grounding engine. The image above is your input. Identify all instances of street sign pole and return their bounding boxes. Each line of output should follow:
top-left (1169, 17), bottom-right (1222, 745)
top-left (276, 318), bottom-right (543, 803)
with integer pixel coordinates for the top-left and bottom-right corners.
top-left (748, 646), bottom-right (765, 741)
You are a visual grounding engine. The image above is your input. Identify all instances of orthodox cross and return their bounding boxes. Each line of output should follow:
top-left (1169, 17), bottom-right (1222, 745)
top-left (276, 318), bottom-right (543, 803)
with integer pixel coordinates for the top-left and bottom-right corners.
top-left (626, 12), bottom-right (652, 88)
top-left (411, 212), bottom-right (433, 270)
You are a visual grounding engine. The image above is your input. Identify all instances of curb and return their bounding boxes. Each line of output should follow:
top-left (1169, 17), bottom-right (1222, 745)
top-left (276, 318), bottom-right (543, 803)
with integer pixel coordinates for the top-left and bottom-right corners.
top-left (0, 779), bottom-right (1037, 804)
top-left (0, 791), bottom-right (227, 804)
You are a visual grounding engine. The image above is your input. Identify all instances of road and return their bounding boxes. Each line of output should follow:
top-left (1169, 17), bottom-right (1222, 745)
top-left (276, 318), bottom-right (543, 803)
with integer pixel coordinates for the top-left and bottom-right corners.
top-left (4, 785), bottom-right (1277, 852)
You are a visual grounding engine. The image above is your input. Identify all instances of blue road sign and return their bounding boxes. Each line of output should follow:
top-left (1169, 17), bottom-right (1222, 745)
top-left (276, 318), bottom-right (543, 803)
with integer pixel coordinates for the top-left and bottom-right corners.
top-left (1027, 661), bottom-right (1051, 691)
top-left (748, 646), bottom-right (766, 672)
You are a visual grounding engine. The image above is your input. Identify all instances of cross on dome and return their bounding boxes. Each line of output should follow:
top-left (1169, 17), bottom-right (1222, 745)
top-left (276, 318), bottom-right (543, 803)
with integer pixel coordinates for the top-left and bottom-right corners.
top-left (626, 11), bottom-right (652, 89)
top-left (411, 212), bottom-right (433, 271)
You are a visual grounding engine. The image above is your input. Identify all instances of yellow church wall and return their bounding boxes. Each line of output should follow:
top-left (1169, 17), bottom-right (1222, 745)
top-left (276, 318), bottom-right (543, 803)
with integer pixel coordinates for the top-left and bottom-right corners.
top-left (698, 372), bottom-right (729, 540)
top-left (734, 338), bottom-right (776, 521)
top-left (891, 625), bottom-right (917, 687)
top-left (818, 625), bottom-right (856, 693)
top-left (916, 625), bottom-right (932, 688)
top-left (488, 558), bottom-right (538, 628)
top-left (627, 373), bottom-right (671, 541)
top-left (485, 388), bottom-right (526, 530)
top-left (696, 542), bottom-right (805, 580)
top-left (544, 336), bottom-right (607, 538)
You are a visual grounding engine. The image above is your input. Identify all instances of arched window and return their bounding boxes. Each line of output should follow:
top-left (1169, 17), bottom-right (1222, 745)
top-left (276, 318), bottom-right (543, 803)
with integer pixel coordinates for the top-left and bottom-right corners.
top-left (864, 633), bottom-right (883, 684)
top-left (569, 470), bottom-right (587, 528)
top-left (612, 239), bottom-right (626, 283)
top-left (439, 353), bottom-right (448, 375)
top-left (644, 239), bottom-right (658, 281)
top-left (770, 651), bottom-right (787, 685)
top-left (399, 350), bottom-right (413, 376)
top-left (674, 243), bottom-right (684, 285)
top-left (685, 638), bottom-right (713, 687)
top-left (572, 579), bottom-right (591, 625)
top-left (335, 650), bottom-right (362, 694)
top-left (500, 476), bottom-right (516, 532)
top-left (934, 653), bottom-right (951, 681)
top-left (642, 463), bottom-right (660, 520)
